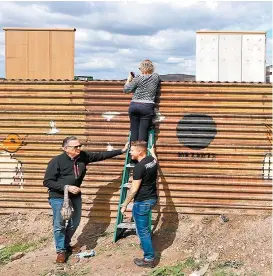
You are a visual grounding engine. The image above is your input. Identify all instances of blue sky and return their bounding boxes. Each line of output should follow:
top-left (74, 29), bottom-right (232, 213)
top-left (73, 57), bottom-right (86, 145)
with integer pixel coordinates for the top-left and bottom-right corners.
top-left (0, 1), bottom-right (272, 79)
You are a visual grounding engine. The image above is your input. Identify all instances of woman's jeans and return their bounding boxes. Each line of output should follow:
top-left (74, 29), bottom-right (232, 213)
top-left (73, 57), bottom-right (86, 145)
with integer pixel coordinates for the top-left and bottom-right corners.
top-left (49, 196), bottom-right (82, 253)
top-left (133, 198), bottom-right (157, 261)
top-left (128, 102), bottom-right (155, 142)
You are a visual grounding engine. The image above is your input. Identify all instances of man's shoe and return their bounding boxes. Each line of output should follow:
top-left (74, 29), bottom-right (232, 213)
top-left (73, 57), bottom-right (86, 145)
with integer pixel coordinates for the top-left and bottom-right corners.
top-left (67, 245), bottom-right (81, 254)
top-left (56, 252), bottom-right (66, 263)
top-left (134, 258), bottom-right (155, 268)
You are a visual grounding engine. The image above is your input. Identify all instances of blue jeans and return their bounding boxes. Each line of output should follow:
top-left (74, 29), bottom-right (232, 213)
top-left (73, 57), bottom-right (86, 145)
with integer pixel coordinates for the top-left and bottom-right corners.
top-left (128, 102), bottom-right (155, 142)
top-left (133, 198), bottom-right (157, 261)
top-left (49, 196), bottom-right (82, 253)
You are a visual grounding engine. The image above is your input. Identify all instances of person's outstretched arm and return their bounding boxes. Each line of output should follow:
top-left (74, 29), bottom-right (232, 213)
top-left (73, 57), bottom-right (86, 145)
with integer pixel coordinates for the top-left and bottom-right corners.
top-left (86, 142), bottom-right (129, 163)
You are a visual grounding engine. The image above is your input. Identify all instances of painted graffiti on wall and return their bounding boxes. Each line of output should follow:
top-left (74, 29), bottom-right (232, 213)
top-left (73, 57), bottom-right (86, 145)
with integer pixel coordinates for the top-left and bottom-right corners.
top-left (178, 152), bottom-right (216, 159)
top-left (0, 134), bottom-right (24, 187)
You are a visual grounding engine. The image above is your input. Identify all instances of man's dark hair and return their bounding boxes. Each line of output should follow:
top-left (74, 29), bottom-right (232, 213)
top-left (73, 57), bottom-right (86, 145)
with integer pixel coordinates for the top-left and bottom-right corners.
top-left (62, 136), bottom-right (78, 147)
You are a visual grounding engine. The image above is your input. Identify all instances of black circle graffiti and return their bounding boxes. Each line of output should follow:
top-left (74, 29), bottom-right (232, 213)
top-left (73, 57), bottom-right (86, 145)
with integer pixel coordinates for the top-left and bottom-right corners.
top-left (176, 114), bottom-right (217, 150)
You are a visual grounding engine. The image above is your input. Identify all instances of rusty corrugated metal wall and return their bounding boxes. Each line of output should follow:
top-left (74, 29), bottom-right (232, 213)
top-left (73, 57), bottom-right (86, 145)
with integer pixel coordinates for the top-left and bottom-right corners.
top-left (0, 80), bottom-right (272, 222)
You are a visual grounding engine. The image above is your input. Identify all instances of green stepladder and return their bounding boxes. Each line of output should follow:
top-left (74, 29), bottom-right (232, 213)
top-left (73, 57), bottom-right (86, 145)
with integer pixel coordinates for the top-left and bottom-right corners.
top-left (113, 128), bottom-right (155, 242)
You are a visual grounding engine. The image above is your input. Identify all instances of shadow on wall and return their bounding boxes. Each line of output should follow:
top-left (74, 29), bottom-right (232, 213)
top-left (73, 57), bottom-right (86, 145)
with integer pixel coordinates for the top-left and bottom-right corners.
top-left (75, 174), bottom-right (122, 250)
top-left (151, 83), bottom-right (179, 265)
top-left (152, 166), bottom-right (179, 266)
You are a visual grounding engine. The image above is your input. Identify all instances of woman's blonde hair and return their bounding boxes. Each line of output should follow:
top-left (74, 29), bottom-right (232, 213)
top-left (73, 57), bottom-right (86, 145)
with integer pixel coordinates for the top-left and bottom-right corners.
top-left (139, 59), bottom-right (154, 74)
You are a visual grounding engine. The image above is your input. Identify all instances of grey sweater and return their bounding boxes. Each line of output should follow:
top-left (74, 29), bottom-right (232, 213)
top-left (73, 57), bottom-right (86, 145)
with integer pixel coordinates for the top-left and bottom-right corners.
top-left (123, 73), bottom-right (160, 104)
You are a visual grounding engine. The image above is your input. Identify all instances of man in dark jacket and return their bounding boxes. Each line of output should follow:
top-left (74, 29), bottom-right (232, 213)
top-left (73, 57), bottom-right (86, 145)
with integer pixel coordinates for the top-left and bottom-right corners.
top-left (43, 136), bottom-right (128, 263)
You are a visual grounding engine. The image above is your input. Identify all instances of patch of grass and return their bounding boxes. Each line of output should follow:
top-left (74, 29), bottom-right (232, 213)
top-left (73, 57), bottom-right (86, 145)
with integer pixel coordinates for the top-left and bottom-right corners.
top-left (211, 260), bottom-right (245, 276)
top-left (55, 272), bottom-right (70, 276)
top-left (149, 257), bottom-right (199, 276)
top-left (0, 236), bottom-right (48, 265)
top-left (100, 231), bottom-right (113, 237)
top-left (0, 242), bottom-right (36, 265)
top-left (211, 269), bottom-right (239, 276)
top-left (39, 236), bottom-right (50, 243)
top-left (39, 270), bottom-right (52, 276)
top-left (248, 272), bottom-right (260, 276)
top-left (71, 268), bottom-right (91, 276)
top-left (51, 268), bottom-right (91, 276)
top-left (217, 260), bottom-right (244, 269)
top-left (183, 257), bottom-right (197, 268)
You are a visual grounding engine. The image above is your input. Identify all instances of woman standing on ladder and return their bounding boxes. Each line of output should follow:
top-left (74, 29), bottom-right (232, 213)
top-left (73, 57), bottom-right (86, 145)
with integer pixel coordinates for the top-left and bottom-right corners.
top-left (124, 59), bottom-right (161, 143)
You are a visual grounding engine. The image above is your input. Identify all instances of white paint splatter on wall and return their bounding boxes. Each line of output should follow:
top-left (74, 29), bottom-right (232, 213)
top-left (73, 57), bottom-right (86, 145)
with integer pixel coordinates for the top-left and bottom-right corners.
top-left (102, 111), bottom-right (120, 121)
top-left (47, 120), bottom-right (60, 135)
top-left (107, 143), bottom-right (114, 151)
top-left (153, 108), bottom-right (166, 123)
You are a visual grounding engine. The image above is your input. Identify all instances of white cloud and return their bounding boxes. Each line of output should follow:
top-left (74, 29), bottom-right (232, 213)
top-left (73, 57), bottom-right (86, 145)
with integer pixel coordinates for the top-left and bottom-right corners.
top-left (76, 57), bottom-right (116, 70)
top-left (0, 1), bottom-right (271, 79)
top-left (166, 57), bottom-right (186, 64)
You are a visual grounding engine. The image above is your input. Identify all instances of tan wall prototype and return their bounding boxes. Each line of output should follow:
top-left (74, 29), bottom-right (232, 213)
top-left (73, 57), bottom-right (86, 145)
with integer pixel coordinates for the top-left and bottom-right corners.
top-left (4, 28), bottom-right (75, 80)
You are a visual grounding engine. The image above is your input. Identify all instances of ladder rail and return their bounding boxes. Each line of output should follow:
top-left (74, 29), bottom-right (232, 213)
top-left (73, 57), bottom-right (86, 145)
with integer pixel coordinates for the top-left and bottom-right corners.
top-left (147, 128), bottom-right (155, 232)
top-left (113, 133), bottom-right (131, 242)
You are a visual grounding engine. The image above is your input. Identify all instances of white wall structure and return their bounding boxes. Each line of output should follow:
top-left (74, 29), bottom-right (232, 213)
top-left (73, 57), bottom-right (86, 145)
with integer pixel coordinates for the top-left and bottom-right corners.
top-left (196, 31), bottom-right (266, 82)
top-left (196, 34), bottom-right (219, 81)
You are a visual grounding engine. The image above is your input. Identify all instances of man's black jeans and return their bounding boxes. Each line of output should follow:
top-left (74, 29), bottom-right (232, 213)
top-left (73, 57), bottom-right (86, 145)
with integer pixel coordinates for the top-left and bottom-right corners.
top-left (128, 102), bottom-right (155, 142)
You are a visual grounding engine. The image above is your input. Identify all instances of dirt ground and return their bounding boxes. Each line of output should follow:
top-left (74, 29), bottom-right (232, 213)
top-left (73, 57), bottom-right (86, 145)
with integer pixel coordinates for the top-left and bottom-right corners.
top-left (0, 211), bottom-right (271, 276)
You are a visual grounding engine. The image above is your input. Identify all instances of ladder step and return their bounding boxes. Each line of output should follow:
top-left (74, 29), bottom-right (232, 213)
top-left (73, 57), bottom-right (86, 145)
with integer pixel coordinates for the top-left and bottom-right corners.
top-left (117, 222), bottom-right (136, 229)
top-left (120, 182), bottom-right (131, 188)
top-left (126, 163), bottom-right (135, 168)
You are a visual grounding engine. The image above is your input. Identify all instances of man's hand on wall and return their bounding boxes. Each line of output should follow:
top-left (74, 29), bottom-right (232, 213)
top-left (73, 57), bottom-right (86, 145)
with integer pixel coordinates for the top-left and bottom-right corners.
top-left (122, 142), bottom-right (129, 153)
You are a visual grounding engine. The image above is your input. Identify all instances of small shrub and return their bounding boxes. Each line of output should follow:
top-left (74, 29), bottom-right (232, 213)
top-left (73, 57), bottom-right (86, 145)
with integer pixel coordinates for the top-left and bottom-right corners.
top-left (149, 257), bottom-right (198, 276)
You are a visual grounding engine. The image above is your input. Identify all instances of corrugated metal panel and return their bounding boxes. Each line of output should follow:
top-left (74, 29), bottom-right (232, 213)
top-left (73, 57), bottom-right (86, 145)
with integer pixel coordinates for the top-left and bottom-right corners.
top-left (0, 80), bottom-right (271, 222)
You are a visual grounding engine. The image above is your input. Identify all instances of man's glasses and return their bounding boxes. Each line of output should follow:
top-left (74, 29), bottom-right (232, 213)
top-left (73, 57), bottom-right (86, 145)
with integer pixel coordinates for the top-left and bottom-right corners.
top-left (67, 145), bottom-right (82, 149)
